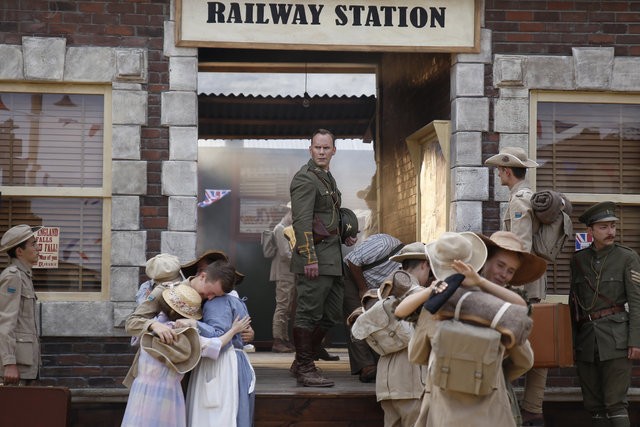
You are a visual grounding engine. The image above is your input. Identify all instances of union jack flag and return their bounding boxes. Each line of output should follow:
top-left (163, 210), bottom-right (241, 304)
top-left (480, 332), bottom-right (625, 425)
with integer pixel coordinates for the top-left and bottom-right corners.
top-left (198, 189), bottom-right (231, 208)
top-left (575, 232), bottom-right (593, 251)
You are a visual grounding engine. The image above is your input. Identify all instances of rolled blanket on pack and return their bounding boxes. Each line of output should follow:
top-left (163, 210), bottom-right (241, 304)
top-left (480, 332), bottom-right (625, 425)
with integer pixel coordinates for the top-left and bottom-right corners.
top-left (531, 190), bottom-right (563, 224)
top-left (378, 270), bottom-right (422, 301)
top-left (435, 288), bottom-right (532, 349)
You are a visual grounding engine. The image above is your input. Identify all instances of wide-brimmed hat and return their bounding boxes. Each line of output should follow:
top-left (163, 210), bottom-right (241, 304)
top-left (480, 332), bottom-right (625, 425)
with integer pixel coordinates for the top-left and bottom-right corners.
top-left (181, 250), bottom-right (245, 285)
top-left (484, 147), bottom-right (539, 168)
top-left (162, 283), bottom-right (203, 320)
top-left (389, 242), bottom-right (426, 262)
top-left (578, 201), bottom-right (618, 226)
top-left (146, 253), bottom-right (181, 283)
top-left (425, 232), bottom-right (487, 280)
top-left (477, 231), bottom-right (547, 285)
top-left (0, 224), bottom-right (42, 253)
top-left (140, 327), bottom-right (201, 374)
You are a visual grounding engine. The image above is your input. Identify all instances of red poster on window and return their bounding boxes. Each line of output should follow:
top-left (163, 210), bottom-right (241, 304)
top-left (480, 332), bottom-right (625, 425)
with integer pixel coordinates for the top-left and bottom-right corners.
top-left (34, 227), bottom-right (60, 269)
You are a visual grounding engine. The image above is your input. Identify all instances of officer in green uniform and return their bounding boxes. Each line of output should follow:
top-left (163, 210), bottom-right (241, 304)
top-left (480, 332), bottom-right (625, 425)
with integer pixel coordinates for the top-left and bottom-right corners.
top-left (289, 128), bottom-right (357, 387)
top-left (570, 201), bottom-right (640, 427)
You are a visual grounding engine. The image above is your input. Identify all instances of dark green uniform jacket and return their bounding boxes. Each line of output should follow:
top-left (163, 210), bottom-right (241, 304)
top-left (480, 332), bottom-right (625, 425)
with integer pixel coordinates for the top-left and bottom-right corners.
top-left (290, 159), bottom-right (343, 276)
top-left (570, 243), bottom-right (640, 362)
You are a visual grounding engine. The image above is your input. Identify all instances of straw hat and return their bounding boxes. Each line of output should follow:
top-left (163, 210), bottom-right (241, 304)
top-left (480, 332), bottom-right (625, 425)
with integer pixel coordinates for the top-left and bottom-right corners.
top-left (181, 249), bottom-right (245, 285)
top-left (484, 147), bottom-right (539, 168)
top-left (477, 231), bottom-right (547, 285)
top-left (425, 232), bottom-right (487, 280)
top-left (0, 224), bottom-right (42, 253)
top-left (140, 327), bottom-right (201, 374)
top-left (162, 284), bottom-right (203, 320)
top-left (145, 253), bottom-right (181, 283)
top-left (389, 242), bottom-right (426, 263)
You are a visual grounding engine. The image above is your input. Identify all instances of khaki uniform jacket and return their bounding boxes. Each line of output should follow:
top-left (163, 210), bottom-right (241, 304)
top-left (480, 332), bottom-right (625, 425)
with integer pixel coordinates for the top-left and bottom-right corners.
top-left (269, 222), bottom-right (295, 283)
top-left (0, 258), bottom-right (40, 380)
top-left (502, 180), bottom-right (546, 300)
top-left (122, 278), bottom-right (192, 388)
top-left (290, 159), bottom-right (343, 276)
top-left (570, 243), bottom-right (640, 362)
top-left (376, 345), bottom-right (426, 403)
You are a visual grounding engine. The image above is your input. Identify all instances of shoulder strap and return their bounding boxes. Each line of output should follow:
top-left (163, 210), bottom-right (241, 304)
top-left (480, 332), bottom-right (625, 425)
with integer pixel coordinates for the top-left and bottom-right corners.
top-left (362, 243), bottom-right (405, 272)
top-left (309, 168), bottom-right (340, 206)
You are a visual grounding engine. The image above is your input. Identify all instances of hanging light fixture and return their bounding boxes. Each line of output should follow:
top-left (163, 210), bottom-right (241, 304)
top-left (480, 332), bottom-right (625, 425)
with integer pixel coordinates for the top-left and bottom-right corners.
top-left (54, 94), bottom-right (77, 107)
top-left (302, 63), bottom-right (311, 108)
top-left (0, 95), bottom-right (9, 111)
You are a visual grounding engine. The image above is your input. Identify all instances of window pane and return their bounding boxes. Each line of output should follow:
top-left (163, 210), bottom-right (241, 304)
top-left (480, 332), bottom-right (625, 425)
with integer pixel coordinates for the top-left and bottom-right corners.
top-left (0, 93), bottom-right (104, 187)
top-left (0, 197), bottom-right (103, 292)
top-left (537, 102), bottom-right (640, 193)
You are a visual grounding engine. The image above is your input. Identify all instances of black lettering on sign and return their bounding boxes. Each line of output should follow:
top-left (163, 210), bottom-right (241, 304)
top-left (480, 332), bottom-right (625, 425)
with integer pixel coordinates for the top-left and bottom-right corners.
top-left (205, 3), bottom-right (444, 28)
top-left (332, 4), bottom-right (446, 28)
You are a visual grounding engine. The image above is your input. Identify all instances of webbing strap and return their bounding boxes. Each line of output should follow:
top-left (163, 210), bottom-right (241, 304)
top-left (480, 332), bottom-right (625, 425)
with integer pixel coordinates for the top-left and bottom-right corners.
top-left (490, 302), bottom-right (512, 329)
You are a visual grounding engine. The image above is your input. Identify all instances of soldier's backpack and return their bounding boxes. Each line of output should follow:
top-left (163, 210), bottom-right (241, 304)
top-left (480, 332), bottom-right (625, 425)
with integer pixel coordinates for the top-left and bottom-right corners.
top-left (530, 190), bottom-right (573, 262)
top-left (429, 291), bottom-right (504, 396)
top-left (261, 229), bottom-right (277, 258)
top-left (351, 295), bottom-right (413, 356)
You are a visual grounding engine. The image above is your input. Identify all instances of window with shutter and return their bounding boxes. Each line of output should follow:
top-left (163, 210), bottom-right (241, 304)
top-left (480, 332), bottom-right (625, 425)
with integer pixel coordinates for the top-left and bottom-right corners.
top-left (0, 85), bottom-right (111, 299)
top-left (531, 91), bottom-right (640, 294)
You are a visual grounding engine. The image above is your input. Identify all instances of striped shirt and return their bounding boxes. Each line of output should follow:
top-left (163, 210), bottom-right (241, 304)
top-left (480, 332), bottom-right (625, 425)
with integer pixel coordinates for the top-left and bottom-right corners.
top-left (344, 233), bottom-right (402, 289)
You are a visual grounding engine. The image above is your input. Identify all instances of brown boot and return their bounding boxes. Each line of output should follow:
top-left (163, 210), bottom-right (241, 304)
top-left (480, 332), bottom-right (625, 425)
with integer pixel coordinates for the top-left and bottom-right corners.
top-left (293, 327), bottom-right (334, 387)
top-left (311, 327), bottom-right (340, 361)
top-left (272, 338), bottom-right (295, 353)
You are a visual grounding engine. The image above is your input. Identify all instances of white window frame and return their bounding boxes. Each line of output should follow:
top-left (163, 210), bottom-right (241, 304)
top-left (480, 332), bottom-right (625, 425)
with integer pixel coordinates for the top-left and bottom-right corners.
top-left (0, 83), bottom-right (112, 302)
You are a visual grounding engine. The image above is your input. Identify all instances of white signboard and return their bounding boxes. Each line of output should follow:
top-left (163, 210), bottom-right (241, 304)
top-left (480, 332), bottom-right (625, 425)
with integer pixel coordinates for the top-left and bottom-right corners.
top-left (35, 226), bottom-right (60, 269)
top-left (176, 0), bottom-right (479, 52)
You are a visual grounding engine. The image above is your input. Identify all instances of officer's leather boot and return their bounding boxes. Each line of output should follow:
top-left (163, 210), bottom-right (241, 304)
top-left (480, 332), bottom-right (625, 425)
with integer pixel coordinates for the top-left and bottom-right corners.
top-left (311, 327), bottom-right (340, 361)
top-left (292, 327), bottom-right (334, 387)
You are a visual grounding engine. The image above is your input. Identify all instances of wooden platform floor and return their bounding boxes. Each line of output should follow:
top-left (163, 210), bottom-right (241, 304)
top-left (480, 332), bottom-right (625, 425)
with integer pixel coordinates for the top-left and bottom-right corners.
top-left (249, 348), bottom-right (377, 396)
top-left (248, 348), bottom-right (384, 426)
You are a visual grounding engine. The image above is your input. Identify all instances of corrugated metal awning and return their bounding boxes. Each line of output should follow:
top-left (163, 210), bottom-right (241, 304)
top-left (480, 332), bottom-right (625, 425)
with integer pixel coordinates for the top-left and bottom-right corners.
top-left (198, 93), bottom-right (376, 140)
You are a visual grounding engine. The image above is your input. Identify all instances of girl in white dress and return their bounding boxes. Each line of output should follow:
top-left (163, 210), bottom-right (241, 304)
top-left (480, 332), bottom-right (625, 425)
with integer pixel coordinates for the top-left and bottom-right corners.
top-left (121, 284), bottom-right (250, 427)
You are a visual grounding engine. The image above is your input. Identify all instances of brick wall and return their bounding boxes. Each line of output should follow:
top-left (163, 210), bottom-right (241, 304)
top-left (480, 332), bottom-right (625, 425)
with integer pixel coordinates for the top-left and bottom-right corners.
top-left (378, 53), bottom-right (450, 243)
top-left (486, 0), bottom-right (640, 56)
top-left (0, 0), bottom-right (170, 255)
top-left (39, 337), bottom-right (135, 388)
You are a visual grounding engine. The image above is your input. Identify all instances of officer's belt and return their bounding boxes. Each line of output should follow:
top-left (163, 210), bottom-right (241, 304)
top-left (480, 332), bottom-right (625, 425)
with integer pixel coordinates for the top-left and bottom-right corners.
top-left (578, 304), bottom-right (626, 325)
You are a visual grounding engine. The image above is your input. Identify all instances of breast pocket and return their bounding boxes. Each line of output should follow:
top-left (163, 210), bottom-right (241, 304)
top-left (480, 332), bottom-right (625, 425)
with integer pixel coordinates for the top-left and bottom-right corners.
top-left (15, 332), bottom-right (36, 366)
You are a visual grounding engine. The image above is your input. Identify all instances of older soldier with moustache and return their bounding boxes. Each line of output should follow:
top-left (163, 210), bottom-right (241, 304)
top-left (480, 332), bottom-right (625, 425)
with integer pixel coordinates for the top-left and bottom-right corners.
top-left (570, 202), bottom-right (640, 427)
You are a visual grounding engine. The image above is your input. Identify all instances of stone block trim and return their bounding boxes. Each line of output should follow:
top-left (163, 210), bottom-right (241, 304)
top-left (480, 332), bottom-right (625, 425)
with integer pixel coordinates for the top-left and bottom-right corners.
top-left (22, 36), bottom-right (66, 81)
top-left (112, 125), bottom-right (142, 160)
top-left (111, 231), bottom-right (147, 267)
top-left (161, 161), bottom-right (197, 196)
top-left (110, 266), bottom-right (140, 303)
top-left (65, 47), bottom-right (116, 82)
top-left (111, 196), bottom-right (140, 231)
top-left (169, 126), bottom-right (198, 160)
top-left (451, 167), bottom-right (489, 201)
top-left (112, 161), bottom-right (148, 195)
top-left (160, 231), bottom-right (198, 264)
top-left (450, 201), bottom-right (483, 232)
top-left (0, 45), bottom-right (23, 79)
top-left (168, 196), bottom-right (197, 232)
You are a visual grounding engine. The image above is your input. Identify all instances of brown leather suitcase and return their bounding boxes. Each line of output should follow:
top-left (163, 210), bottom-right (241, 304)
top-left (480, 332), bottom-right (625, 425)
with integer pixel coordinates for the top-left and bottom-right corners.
top-left (0, 385), bottom-right (70, 427)
top-left (529, 303), bottom-right (574, 368)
